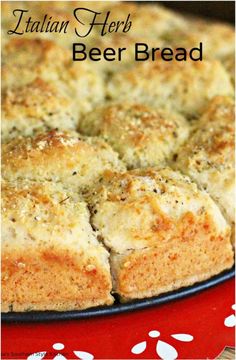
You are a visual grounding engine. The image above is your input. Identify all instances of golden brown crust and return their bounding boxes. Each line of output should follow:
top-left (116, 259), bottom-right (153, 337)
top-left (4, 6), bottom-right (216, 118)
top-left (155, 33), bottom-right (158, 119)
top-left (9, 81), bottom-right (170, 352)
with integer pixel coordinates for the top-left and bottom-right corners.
top-left (1, 2), bottom-right (235, 311)
top-left (2, 78), bottom-right (77, 141)
top-left (221, 53), bottom-right (235, 84)
top-left (164, 19), bottom-right (235, 60)
top-left (2, 38), bottom-right (105, 116)
top-left (198, 95), bottom-right (235, 125)
top-left (111, 237), bottom-right (233, 301)
top-left (102, 3), bottom-right (186, 39)
top-left (89, 168), bottom-right (232, 251)
top-left (1, 180), bottom-right (113, 312)
top-left (2, 130), bottom-right (125, 190)
top-left (79, 103), bottom-right (190, 169)
top-left (2, 38), bottom-right (68, 88)
top-left (90, 2), bottom-right (187, 72)
top-left (2, 248), bottom-right (113, 312)
top-left (88, 168), bottom-right (233, 299)
top-left (107, 60), bottom-right (233, 118)
top-left (175, 96), bottom-right (235, 236)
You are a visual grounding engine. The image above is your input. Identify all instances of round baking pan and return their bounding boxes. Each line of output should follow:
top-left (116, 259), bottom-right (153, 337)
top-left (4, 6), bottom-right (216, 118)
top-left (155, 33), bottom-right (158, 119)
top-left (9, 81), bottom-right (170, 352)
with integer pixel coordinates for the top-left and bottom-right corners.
top-left (2, 267), bottom-right (234, 323)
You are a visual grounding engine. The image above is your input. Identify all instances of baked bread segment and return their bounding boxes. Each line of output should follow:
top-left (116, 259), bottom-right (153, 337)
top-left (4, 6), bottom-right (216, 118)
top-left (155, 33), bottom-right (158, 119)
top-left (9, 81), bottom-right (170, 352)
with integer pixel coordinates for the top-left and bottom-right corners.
top-left (102, 2), bottom-right (187, 39)
top-left (1, 180), bottom-right (113, 312)
top-left (2, 78), bottom-right (77, 142)
top-left (221, 54), bottom-right (235, 84)
top-left (88, 168), bottom-right (233, 300)
top-left (2, 130), bottom-right (125, 190)
top-left (107, 60), bottom-right (233, 119)
top-left (89, 2), bottom-right (187, 72)
top-left (166, 20), bottom-right (235, 85)
top-left (2, 38), bottom-right (70, 89)
top-left (2, 38), bottom-right (105, 115)
top-left (164, 19), bottom-right (235, 61)
top-left (174, 96), bottom-right (235, 239)
top-left (79, 103), bottom-right (190, 169)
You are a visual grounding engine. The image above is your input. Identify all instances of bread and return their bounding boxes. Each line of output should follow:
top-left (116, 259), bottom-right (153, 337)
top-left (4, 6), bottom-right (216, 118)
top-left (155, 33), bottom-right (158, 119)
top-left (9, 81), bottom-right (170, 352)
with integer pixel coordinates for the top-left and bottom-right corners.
top-left (102, 3), bottom-right (187, 39)
top-left (79, 103), bottom-right (190, 169)
top-left (2, 130), bottom-right (125, 191)
top-left (2, 78), bottom-right (77, 142)
top-left (90, 3), bottom-right (187, 72)
top-left (1, 180), bottom-right (113, 312)
top-left (2, 38), bottom-right (69, 89)
top-left (221, 54), bottom-right (235, 84)
top-left (107, 60), bottom-right (233, 119)
top-left (1, 2), bottom-right (235, 313)
top-left (87, 168), bottom-right (233, 300)
top-left (164, 19), bottom-right (235, 60)
top-left (2, 38), bottom-right (105, 116)
top-left (90, 33), bottom-right (163, 73)
top-left (174, 96), bottom-right (235, 240)
top-left (2, 2), bottom-right (185, 47)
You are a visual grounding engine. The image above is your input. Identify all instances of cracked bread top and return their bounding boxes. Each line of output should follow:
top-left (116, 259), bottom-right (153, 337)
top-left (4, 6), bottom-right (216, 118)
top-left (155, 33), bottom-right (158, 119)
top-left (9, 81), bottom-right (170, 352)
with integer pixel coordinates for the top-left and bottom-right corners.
top-left (1, 179), bottom-right (113, 311)
top-left (2, 180), bottom-right (106, 253)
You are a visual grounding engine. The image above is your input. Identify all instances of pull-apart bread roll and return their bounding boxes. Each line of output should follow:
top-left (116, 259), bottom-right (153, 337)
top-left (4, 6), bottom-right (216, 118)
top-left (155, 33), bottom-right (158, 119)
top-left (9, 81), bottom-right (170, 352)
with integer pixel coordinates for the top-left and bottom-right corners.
top-left (2, 39), bottom-right (105, 115)
top-left (90, 2), bottom-right (187, 72)
top-left (2, 130), bottom-right (125, 191)
top-left (221, 54), bottom-right (235, 85)
top-left (79, 103), bottom-right (190, 169)
top-left (88, 168), bottom-right (233, 301)
top-left (164, 19), bottom-right (234, 61)
top-left (163, 20), bottom-right (235, 84)
top-left (102, 2), bottom-right (186, 39)
top-left (107, 60), bottom-right (233, 119)
top-left (1, 180), bottom-right (113, 312)
top-left (175, 96), bottom-right (235, 240)
top-left (2, 78), bottom-right (77, 142)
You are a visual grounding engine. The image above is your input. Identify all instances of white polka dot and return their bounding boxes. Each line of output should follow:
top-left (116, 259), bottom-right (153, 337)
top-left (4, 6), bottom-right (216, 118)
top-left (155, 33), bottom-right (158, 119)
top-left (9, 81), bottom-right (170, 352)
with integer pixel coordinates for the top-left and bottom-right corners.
top-left (156, 340), bottom-right (178, 360)
top-left (53, 343), bottom-right (64, 351)
top-left (131, 341), bottom-right (147, 354)
top-left (171, 334), bottom-right (194, 342)
top-left (148, 330), bottom-right (160, 338)
top-left (74, 351), bottom-right (94, 360)
top-left (224, 314), bottom-right (236, 327)
top-left (232, 304), bottom-right (236, 311)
